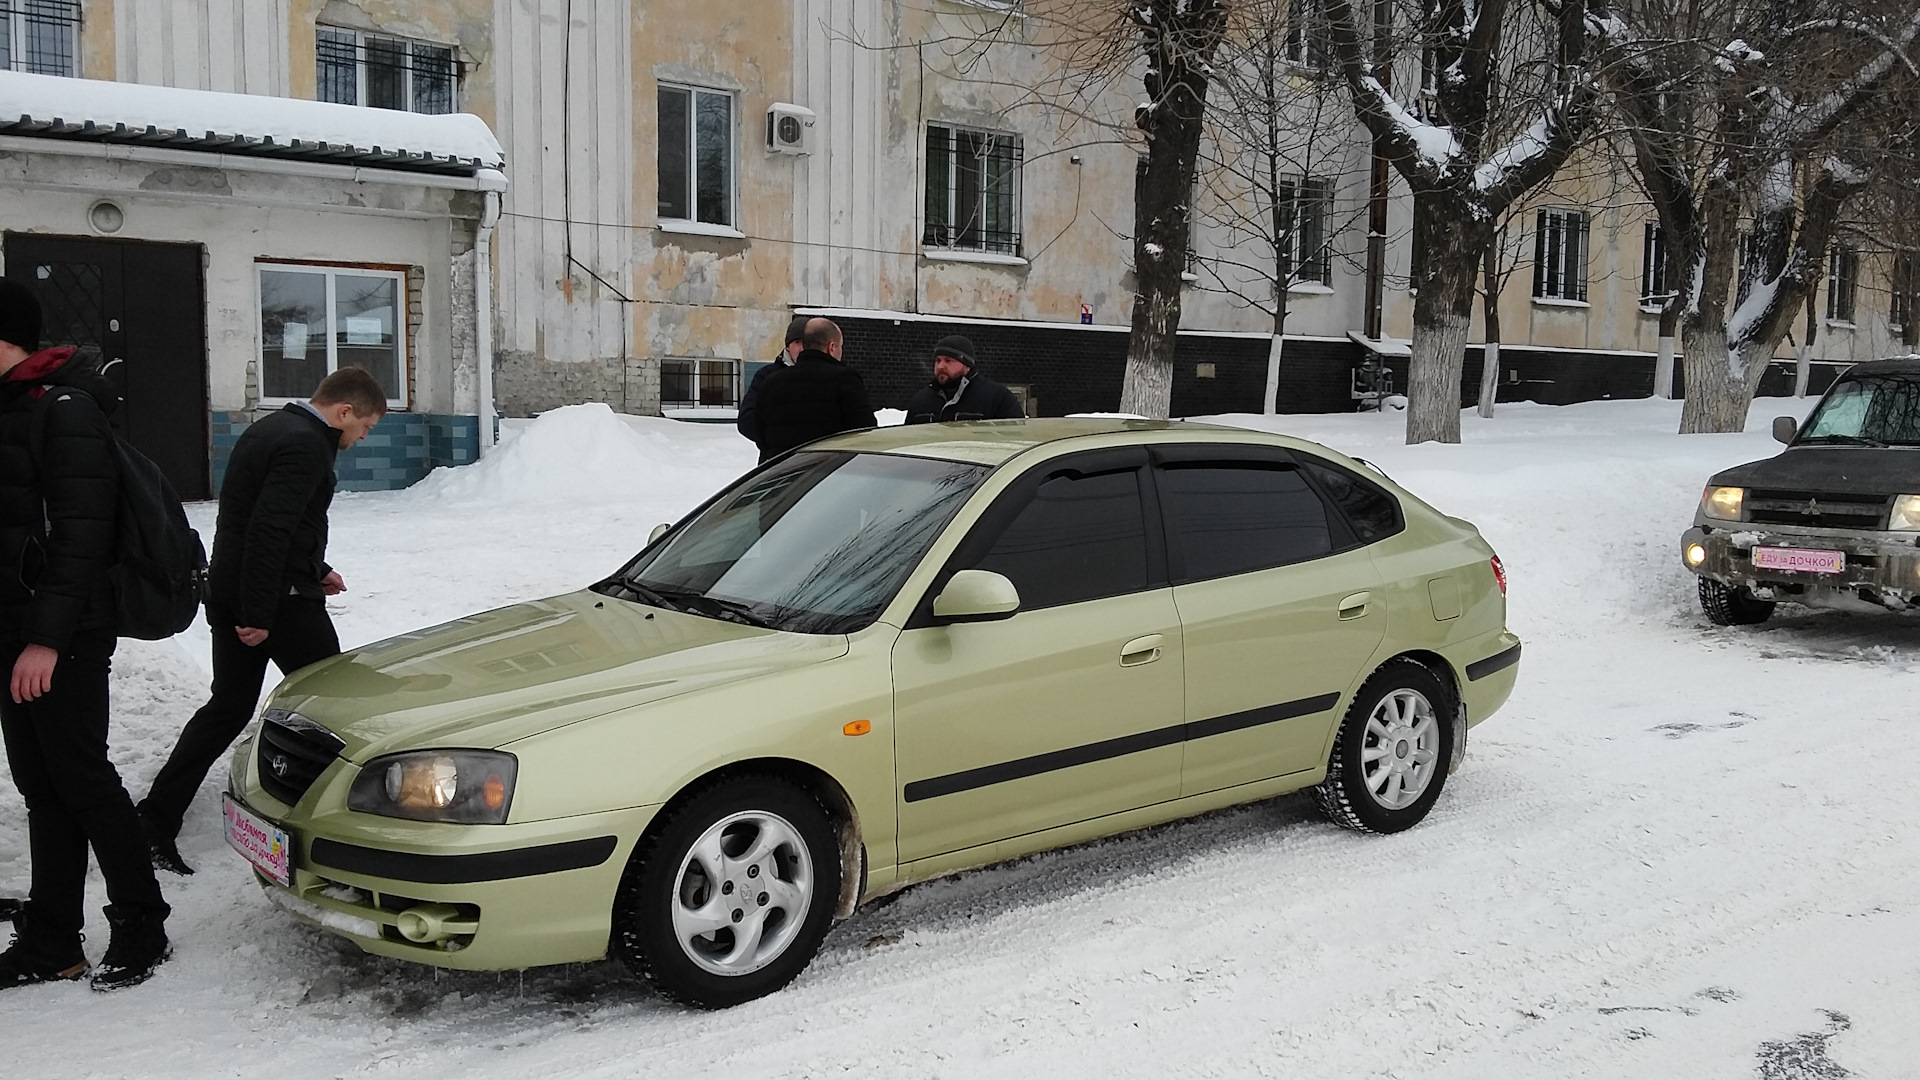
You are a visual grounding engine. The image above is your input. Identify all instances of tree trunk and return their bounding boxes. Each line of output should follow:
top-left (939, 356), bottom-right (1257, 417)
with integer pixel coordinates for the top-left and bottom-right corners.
top-left (1263, 293), bottom-right (1288, 415)
top-left (1476, 244), bottom-right (1500, 419)
top-left (1405, 201), bottom-right (1486, 444)
top-left (1120, 285), bottom-right (1179, 417)
top-left (1654, 305), bottom-right (1678, 399)
top-left (1678, 323), bottom-right (1748, 432)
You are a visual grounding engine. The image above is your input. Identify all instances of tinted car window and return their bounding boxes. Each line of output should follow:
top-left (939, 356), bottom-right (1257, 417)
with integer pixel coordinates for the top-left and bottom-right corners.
top-left (974, 468), bottom-right (1149, 609)
top-left (1159, 463), bottom-right (1333, 581)
top-left (1800, 375), bottom-right (1920, 445)
top-left (1302, 458), bottom-right (1403, 543)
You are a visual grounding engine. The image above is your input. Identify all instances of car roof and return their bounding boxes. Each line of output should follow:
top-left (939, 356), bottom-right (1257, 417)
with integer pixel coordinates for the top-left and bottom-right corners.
top-left (808, 417), bottom-right (1324, 467)
top-left (1839, 356), bottom-right (1920, 378)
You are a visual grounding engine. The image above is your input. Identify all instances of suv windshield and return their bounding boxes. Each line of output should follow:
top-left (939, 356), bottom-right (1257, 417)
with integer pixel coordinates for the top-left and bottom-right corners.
top-left (1798, 374), bottom-right (1920, 446)
top-left (596, 451), bottom-right (990, 634)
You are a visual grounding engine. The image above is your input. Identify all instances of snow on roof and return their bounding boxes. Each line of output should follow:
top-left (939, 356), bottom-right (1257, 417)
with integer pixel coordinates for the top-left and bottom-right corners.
top-left (0, 70), bottom-right (504, 176)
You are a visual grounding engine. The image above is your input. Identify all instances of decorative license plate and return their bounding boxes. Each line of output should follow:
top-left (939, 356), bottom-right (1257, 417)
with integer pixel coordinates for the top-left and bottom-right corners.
top-left (223, 792), bottom-right (292, 886)
top-left (1752, 546), bottom-right (1846, 574)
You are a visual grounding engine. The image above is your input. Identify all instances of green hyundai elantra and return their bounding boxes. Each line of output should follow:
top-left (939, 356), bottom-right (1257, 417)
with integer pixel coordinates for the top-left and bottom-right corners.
top-left (224, 419), bottom-right (1520, 1008)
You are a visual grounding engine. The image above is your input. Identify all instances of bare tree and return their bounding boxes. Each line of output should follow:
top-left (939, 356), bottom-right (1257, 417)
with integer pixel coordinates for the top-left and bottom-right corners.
top-left (1322, 0), bottom-right (1603, 444)
top-left (1191, 0), bottom-right (1366, 414)
top-left (1597, 0), bottom-right (1920, 433)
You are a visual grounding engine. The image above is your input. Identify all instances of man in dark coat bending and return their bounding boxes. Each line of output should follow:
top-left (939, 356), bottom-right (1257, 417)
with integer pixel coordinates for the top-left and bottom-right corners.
top-left (904, 335), bottom-right (1025, 424)
top-left (138, 367), bottom-right (386, 875)
top-left (751, 317), bottom-right (876, 462)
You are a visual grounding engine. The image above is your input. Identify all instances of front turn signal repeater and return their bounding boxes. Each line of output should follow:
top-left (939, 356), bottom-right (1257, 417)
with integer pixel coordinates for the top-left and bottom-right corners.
top-left (843, 719), bottom-right (872, 737)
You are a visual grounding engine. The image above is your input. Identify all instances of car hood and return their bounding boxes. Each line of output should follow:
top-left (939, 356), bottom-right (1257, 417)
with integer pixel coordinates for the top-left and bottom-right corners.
top-left (271, 590), bottom-right (849, 761)
top-left (1709, 446), bottom-right (1920, 496)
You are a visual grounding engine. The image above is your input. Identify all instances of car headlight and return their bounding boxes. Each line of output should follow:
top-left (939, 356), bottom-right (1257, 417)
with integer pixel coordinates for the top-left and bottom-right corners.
top-left (1702, 486), bottom-right (1745, 521)
top-left (1892, 494), bottom-right (1920, 531)
top-left (347, 750), bottom-right (517, 824)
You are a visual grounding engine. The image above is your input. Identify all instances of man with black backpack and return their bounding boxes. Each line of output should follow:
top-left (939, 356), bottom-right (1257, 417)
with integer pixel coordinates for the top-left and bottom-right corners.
top-left (0, 280), bottom-right (172, 991)
top-left (138, 366), bottom-right (384, 876)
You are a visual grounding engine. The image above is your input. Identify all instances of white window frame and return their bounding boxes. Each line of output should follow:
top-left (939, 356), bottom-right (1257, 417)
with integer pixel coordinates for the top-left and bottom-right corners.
top-left (1284, 176), bottom-right (1335, 286)
top-left (1826, 245), bottom-right (1858, 325)
top-left (1285, 0), bottom-right (1330, 72)
top-left (315, 26), bottom-right (459, 114)
top-left (1640, 222), bottom-right (1669, 310)
top-left (657, 83), bottom-right (737, 229)
top-left (1, 0), bottom-right (80, 77)
top-left (659, 358), bottom-right (742, 411)
top-left (256, 263), bottom-right (410, 410)
top-left (1533, 207), bottom-right (1589, 303)
top-left (924, 123), bottom-right (1025, 256)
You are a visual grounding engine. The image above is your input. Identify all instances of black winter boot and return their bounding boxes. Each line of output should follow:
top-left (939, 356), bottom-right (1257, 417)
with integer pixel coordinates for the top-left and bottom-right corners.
top-left (90, 906), bottom-right (170, 992)
top-left (0, 920), bottom-right (88, 989)
top-left (0, 897), bottom-right (22, 923)
top-left (139, 809), bottom-right (194, 876)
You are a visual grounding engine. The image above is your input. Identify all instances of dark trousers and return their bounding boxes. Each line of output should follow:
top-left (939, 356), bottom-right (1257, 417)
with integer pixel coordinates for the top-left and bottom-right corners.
top-left (0, 634), bottom-right (167, 944)
top-left (139, 596), bottom-right (340, 838)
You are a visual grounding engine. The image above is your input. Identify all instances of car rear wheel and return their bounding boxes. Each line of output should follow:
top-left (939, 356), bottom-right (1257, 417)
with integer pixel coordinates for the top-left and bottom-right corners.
top-left (1311, 659), bottom-right (1455, 834)
top-left (612, 777), bottom-right (840, 1009)
top-left (1698, 578), bottom-right (1775, 626)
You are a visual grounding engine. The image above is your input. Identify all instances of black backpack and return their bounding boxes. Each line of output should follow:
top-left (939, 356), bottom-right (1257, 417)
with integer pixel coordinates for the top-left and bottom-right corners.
top-left (29, 387), bottom-right (208, 640)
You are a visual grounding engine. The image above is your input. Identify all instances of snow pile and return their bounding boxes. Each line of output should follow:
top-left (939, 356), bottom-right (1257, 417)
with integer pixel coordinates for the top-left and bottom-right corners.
top-left (0, 69), bottom-right (504, 168)
top-left (413, 402), bottom-right (752, 505)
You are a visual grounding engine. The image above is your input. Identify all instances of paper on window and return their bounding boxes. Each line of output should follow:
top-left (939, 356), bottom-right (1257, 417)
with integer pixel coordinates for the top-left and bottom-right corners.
top-left (281, 322), bottom-right (309, 360)
top-left (344, 316), bottom-right (385, 346)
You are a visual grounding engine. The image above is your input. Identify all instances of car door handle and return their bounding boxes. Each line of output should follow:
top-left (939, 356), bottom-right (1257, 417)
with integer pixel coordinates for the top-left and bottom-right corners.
top-left (1119, 634), bottom-right (1164, 666)
top-left (1338, 592), bottom-right (1372, 620)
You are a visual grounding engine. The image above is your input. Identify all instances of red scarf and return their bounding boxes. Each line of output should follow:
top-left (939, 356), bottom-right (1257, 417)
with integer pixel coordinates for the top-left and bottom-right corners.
top-left (5, 346), bottom-right (76, 399)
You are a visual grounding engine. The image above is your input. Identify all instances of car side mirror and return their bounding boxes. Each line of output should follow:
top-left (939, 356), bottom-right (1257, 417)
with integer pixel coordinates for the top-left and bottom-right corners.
top-left (647, 523), bottom-right (671, 545)
top-left (932, 570), bottom-right (1021, 623)
top-left (1772, 416), bottom-right (1798, 445)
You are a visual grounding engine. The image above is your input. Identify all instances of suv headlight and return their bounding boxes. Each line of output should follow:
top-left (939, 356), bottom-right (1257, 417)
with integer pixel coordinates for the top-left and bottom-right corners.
top-left (348, 750), bottom-right (517, 824)
top-left (1892, 494), bottom-right (1920, 531)
top-left (1702, 486), bottom-right (1745, 521)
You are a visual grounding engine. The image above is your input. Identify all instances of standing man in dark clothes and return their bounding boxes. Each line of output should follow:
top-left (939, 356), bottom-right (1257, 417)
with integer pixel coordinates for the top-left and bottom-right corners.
top-left (904, 335), bottom-right (1025, 424)
top-left (137, 367), bottom-right (386, 876)
top-left (0, 280), bottom-right (171, 991)
top-left (736, 315), bottom-right (809, 450)
top-left (750, 317), bottom-right (877, 462)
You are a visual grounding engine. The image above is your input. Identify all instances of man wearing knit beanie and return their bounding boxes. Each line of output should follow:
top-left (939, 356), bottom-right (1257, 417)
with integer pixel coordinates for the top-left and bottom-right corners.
top-left (904, 333), bottom-right (1026, 424)
top-left (0, 280), bottom-right (43, 358)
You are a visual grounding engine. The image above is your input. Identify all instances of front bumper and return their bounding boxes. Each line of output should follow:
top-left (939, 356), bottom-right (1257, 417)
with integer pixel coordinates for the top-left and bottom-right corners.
top-left (1681, 523), bottom-right (1920, 611)
top-left (227, 740), bottom-right (659, 971)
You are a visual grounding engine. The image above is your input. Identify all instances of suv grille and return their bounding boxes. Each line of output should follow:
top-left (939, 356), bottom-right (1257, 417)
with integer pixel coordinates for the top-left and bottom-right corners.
top-left (256, 710), bottom-right (345, 808)
top-left (1746, 489), bottom-right (1890, 530)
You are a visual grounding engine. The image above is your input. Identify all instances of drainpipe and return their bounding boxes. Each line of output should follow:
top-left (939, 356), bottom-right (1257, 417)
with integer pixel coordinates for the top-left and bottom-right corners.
top-left (475, 188), bottom-right (501, 455)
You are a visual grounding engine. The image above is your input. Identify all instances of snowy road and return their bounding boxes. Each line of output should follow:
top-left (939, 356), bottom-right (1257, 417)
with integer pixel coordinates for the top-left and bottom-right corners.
top-left (3, 400), bottom-right (1917, 1079)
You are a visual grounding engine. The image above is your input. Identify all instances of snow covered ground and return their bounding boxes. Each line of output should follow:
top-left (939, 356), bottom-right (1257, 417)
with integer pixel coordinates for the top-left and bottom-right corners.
top-left (4, 398), bottom-right (1918, 1079)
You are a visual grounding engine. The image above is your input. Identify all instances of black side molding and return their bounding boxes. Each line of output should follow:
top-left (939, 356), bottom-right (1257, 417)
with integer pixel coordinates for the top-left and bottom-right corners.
top-left (904, 691), bottom-right (1342, 803)
top-left (310, 835), bottom-right (619, 885)
top-left (1465, 642), bottom-right (1522, 682)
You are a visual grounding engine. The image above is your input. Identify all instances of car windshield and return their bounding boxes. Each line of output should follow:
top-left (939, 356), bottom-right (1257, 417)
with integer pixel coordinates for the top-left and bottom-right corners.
top-left (596, 451), bottom-right (990, 634)
top-left (1798, 374), bottom-right (1920, 446)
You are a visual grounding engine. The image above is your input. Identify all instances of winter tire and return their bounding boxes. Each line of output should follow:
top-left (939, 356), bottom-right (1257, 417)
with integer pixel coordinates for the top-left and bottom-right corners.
top-left (1698, 578), bottom-right (1774, 626)
top-left (1311, 659), bottom-right (1455, 834)
top-left (612, 776), bottom-right (840, 1009)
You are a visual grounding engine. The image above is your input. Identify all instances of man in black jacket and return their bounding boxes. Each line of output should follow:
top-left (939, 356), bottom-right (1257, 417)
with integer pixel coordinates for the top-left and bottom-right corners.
top-left (904, 335), bottom-right (1025, 424)
top-left (0, 281), bottom-right (171, 991)
top-left (138, 367), bottom-right (385, 875)
top-left (751, 317), bottom-right (877, 462)
top-left (736, 315), bottom-right (808, 451)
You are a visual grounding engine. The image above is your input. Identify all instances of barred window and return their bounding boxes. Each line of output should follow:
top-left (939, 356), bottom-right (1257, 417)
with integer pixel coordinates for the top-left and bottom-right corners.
top-left (661, 359), bottom-right (741, 410)
top-left (1283, 176), bottom-right (1334, 285)
top-left (316, 27), bottom-right (459, 114)
top-left (658, 85), bottom-right (735, 227)
top-left (1532, 208), bottom-right (1588, 301)
top-left (1641, 223), bottom-right (1668, 306)
top-left (1893, 255), bottom-right (1916, 331)
top-left (1826, 246), bottom-right (1858, 323)
top-left (1286, 0), bottom-right (1330, 71)
top-left (1, 0), bottom-right (80, 77)
top-left (925, 125), bottom-right (1023, 256)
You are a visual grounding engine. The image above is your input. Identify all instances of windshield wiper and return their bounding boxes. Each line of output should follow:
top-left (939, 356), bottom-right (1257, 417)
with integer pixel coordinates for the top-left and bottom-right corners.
top-left (615, 579), bottom-right (777, 628)
top-left (1797, 434), bottom-right (1890, 448)
top-left (593, 576), bottom-right (690, 613)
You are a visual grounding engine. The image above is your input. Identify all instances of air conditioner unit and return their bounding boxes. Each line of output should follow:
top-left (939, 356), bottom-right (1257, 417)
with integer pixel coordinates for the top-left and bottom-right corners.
top-left (766, 103), bottom-right (817, 155)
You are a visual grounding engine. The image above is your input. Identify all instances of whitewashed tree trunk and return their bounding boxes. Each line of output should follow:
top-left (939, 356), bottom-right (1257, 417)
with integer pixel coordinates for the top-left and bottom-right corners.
top-left (1678, 323), bottom-right (1750, 433)
top-left (1262, 332), bottom-right (1284, 415)
top-left (1477, 340), bottom-right (1500, 419)
top-left (1793, 343), bottom-right (1812, 398)
top-left (1407, 308), bottom-right (1470, 444)
top-left (1654, 335), bottom-right (1676, 400)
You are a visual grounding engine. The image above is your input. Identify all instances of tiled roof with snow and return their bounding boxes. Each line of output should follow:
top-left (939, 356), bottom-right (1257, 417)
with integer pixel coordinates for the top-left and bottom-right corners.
top-left (0, 70), bottom-right (504, 178)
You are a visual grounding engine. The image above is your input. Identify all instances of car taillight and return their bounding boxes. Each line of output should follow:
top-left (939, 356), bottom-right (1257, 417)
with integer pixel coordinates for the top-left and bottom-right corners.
top-left (1490, 555), bottom-right (1507, 597)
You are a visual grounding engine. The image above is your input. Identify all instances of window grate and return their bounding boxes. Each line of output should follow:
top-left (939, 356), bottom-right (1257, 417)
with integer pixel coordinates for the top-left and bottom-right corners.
top-left (1826, 246), bottom-right (1858, 323)
top-left (660, 359), bottom-right (741, 409)
top-left (316, 26), bottom-right (460, 115)
top-left (925, 124), bottom-right (1024, 256)
top-left (1533, 208), bottom-right (1588, 302)
top-left (1, 0), bottom-right (80, 77)
top-left (1641, 223), bottom-right (1668, 306)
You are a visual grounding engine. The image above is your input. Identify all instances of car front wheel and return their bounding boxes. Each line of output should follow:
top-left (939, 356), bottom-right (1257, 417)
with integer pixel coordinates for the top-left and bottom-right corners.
top-left (612, 777), bottom-right (840, 1008)
top-left (1311, 659), bottom-right (1455, 834)
top-left (1698, 578), bottom-right (1775, 626)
